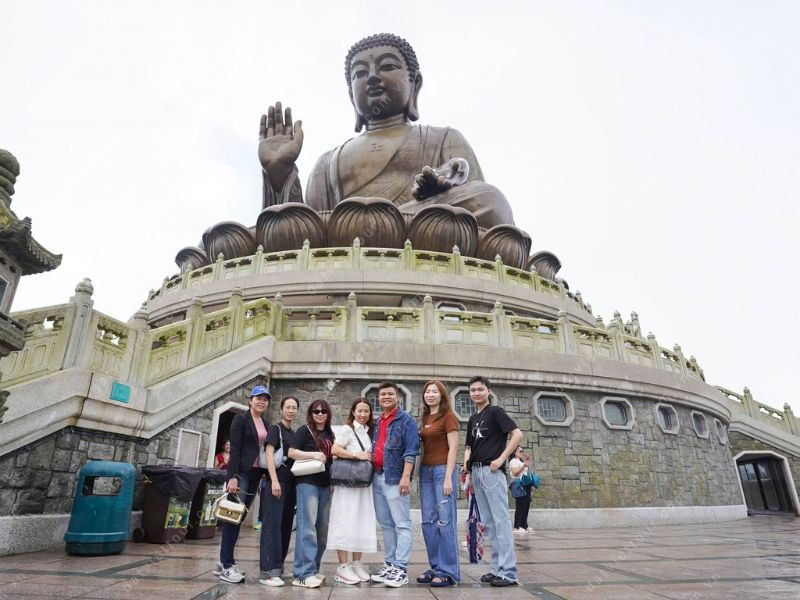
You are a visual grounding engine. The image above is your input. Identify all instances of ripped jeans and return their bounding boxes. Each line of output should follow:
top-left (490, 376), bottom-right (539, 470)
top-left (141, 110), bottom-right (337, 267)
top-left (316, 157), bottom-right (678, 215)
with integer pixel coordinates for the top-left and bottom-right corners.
top-left (419, 464), bottom-right (460, 581)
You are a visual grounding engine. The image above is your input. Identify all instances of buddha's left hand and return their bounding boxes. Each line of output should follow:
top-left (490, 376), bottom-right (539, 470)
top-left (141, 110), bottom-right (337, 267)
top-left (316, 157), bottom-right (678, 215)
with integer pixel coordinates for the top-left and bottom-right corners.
top-left (411, 158), bottom-right (469, 199)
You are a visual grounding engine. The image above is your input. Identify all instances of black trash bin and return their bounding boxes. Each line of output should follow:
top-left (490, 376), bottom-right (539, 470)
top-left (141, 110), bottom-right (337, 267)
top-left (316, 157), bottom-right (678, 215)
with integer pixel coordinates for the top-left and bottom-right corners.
top-left (186, 468), bottom-right (227, 540)
top-left (141, 465), bottom-right (204, 544)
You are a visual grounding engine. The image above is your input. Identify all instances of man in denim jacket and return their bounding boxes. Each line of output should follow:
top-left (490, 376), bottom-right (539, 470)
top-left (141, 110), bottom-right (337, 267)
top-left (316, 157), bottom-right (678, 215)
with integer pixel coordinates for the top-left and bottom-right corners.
top-left (369, 381), bottom-right (420, 587)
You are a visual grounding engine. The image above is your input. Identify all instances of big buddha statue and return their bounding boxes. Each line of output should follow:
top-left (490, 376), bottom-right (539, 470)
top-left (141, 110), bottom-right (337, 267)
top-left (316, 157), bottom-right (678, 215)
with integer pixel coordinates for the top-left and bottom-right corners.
top-left (258, 33), bottom-right (514, 230)
top-left (177, 33), bottom-right (561, 276)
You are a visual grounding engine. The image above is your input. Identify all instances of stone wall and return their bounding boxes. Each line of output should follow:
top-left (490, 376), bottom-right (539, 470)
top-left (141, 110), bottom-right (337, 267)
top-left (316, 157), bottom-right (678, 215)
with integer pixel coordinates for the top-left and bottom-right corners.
top-left (728, 430), bottom-right (800, 499)
top-left (269, 378), bottom-right (743, 509)
top-left (0, 377), bottom-right (265, 516)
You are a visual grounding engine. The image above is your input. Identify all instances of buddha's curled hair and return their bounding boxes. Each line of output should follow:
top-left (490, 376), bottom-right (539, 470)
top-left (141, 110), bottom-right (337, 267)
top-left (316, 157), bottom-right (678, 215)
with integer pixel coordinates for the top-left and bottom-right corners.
top-left (344, 33), bottom-right (420, 92)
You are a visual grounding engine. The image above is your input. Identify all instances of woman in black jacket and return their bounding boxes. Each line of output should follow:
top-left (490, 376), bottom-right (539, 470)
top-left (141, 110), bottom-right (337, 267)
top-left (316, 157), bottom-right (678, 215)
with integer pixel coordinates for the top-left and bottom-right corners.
top-left (215, 385), bottom-right (271, 584)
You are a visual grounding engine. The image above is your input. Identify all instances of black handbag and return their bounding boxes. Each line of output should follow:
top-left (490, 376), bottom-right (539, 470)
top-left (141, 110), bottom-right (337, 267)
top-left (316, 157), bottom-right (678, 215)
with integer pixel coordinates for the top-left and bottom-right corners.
top-left (330, 425), bottom-right (374, 488)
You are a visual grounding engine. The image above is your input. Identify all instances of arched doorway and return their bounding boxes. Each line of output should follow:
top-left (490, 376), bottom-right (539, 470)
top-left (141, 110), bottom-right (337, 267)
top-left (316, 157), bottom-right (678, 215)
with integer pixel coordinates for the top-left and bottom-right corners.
top-left (734, 451), bottom-right (800, 516)
top-left (206, 401), bottom-right (247, 467)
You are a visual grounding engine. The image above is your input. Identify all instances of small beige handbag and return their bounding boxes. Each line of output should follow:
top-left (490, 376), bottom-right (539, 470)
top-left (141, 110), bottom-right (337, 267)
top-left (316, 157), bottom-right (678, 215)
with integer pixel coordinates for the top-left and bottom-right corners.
top-left (213, 491), bottom-right (248, 525)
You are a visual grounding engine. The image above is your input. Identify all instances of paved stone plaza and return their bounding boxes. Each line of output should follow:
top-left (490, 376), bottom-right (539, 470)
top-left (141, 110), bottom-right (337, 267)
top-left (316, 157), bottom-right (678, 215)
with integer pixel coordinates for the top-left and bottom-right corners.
top-left (0, 515), bottom-right (798, 599)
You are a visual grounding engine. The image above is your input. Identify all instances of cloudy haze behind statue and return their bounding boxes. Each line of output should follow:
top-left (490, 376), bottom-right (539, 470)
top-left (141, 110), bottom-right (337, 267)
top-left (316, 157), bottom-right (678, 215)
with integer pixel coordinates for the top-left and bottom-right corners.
top-left (2, 1), bottom-right (799, 411)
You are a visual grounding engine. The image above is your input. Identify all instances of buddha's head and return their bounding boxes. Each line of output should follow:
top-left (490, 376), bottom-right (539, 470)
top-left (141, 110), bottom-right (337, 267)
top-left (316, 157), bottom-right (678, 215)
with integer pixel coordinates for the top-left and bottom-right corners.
top-left (345, 33), bottom-right (423, 132)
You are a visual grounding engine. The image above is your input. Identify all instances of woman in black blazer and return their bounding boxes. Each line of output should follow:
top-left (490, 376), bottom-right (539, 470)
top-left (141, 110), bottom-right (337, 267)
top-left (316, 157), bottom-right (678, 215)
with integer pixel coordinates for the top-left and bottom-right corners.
top-left (216, 385), bottom-right (271, 584)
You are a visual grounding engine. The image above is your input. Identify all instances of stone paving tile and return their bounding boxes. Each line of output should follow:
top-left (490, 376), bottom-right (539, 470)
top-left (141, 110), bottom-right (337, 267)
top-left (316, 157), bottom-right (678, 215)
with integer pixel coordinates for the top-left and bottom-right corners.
top-left (540, 584), bottom-right (669, 599)
top-left (76, 578), bottom-right (216, 599)
top-left (629, 579), bottom-right (800, 600)
top-left (111, 557), bottom-right (220, 578)
top-left (0, 580), bottom-right (105, 597)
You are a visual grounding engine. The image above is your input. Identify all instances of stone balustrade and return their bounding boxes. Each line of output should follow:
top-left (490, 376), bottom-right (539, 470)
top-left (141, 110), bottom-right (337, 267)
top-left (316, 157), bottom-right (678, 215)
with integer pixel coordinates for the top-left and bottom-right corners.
top-left (718, 385), bottom-right (800, 437)
top-left (3, 287), bottom-right (705, 392)
top-left (147, 240), bottom-right (593, 314)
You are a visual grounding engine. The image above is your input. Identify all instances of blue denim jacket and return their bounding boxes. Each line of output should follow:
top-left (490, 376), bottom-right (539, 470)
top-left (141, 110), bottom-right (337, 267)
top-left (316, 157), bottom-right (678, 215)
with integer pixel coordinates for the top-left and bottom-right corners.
top-left (372, 408), bottom-right (420, 485)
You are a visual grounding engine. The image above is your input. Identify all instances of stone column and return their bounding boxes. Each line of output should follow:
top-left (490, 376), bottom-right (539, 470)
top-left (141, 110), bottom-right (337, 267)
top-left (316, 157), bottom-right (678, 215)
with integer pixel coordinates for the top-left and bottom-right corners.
top-left (61, 278), bottom-right (95, 369)
top-left (123, 305), bottom-right (150, 386)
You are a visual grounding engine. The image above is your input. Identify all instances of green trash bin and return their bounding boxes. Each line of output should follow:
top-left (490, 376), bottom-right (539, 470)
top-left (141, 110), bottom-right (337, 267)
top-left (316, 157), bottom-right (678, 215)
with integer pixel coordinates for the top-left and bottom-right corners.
top-left (64, 461), bottom-right (136, 555)
top-left (141, 465), bottom-right (203, 544)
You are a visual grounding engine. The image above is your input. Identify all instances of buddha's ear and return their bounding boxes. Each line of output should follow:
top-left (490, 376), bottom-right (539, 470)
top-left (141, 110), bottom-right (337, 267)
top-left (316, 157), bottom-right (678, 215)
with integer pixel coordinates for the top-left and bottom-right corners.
top-left (408, 72), bottom-right (423, 122)
top-left (350, 91), bottom-right (366, 132)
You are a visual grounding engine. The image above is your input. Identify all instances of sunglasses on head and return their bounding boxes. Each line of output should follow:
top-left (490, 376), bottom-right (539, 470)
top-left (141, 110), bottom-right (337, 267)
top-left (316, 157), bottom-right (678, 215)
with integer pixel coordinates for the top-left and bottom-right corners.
top-left (312, 409), bottom-right (328, 415)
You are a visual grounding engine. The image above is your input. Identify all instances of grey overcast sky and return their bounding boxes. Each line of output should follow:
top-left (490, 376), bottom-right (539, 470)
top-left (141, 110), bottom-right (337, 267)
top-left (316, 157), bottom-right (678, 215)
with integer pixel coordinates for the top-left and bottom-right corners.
top-left (3, 1), bottom-right (799, 412)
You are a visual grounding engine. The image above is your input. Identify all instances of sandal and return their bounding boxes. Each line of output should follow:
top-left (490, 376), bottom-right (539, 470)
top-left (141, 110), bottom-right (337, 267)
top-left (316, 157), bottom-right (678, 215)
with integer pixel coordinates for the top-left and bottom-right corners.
top-left (430, 575), bottom-right (456, 587)
top-left (416, 570), bottom-right (435, 584)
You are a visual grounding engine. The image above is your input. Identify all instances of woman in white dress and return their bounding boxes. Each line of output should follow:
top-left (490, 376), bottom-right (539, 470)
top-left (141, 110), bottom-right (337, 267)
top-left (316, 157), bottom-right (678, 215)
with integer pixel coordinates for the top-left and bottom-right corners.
top-left (328, 397), bottom-right (377, 585)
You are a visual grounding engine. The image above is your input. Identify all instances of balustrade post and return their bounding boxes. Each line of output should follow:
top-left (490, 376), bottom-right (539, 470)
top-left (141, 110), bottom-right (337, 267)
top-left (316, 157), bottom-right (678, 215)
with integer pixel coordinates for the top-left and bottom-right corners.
top-left (212, 253), bottom-right (225, 282)
top-left (299, 239), bottom-right (311, 270)
top-left (452, 245), bottom-right (463, 276)
top-left (272, 293), bottom-right (285, 339)
top-left (229, 287), bottom-right (244, 350)
top-left (62, 279), bottom-right (95, 369)
top-left (607, 314), bottom-right (626, 362)
top-left (494, 255), bottom-right (505, 284)
top-left (351, 238), bottom-right (362, 269)
top-left (160, 276), bottom-right (169, 297)
top-left (673, 344), bottom-right (689, 376)
top-left (558, 310), bottom-right (575, 354)
top-left (253, 245), bottom-right (264, 275)
top-left (124, 305), bottom-right (151, 386)
top-left (493, 301), bottom-right (510, 348)
top-left (422, 295), bottom-right (434, 343)
top-left (346, 292), bottom-right (358, 342)
top-left (186, 297), bottom-right (204, 368)
top-left (742, 387), bottom-right (758, 419)
top-left (403, 239), bottom-right (413, 270)
top-left (647, 332), bottom-right (664, 370)
top-left (783, 403), bottom-right (799, 437)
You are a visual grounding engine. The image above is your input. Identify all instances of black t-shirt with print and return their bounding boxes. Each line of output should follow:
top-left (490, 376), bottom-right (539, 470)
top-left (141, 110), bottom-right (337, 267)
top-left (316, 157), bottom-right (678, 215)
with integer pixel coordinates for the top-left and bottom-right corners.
top-left (465, 405), bottom-right (517, 470)
top-left (265, 423), bottom-right (294, 484)
top-left (290, 425), bottom-right (333, 487)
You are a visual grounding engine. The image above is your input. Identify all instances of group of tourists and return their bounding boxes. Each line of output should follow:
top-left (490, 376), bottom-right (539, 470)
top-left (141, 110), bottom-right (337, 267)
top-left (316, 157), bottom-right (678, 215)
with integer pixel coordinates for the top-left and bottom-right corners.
top-left (213, 375), bottom-right (524, 588)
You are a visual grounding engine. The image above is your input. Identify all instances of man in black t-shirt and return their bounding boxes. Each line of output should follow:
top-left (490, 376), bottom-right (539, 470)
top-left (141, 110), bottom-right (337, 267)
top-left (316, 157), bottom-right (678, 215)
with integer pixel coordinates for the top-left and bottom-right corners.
top-left (463, 376), bottom-right (522, 587)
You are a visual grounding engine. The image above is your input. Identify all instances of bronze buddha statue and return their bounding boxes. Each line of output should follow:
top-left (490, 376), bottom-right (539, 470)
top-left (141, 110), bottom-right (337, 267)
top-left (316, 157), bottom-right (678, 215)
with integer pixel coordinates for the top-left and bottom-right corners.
top-left (258, 33), bottom-right (514, 230)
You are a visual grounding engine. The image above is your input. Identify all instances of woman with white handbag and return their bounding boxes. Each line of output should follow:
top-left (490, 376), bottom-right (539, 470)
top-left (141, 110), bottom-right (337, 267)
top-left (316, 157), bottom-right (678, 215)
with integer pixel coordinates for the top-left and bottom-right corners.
top-left (258, 396), bottom-right (299, 587)
top-left (287, 399), bottom-right (334, 588)
top-left (328, 397), bottom-right (377, 585)
top-left (216, 385), bottom-right (271, 584)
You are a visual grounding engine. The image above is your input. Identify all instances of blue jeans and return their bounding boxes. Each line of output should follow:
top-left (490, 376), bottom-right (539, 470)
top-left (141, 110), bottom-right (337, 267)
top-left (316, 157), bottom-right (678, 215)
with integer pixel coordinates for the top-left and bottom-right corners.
top-left (293, 483), bottom-right (331, 579)
top-left (259, 479), bottom-right (285, 578)
top-left (471, 466), bottom-right (518, 582)
top-left (219, 468), bottom-right (260, 568)
top-left (372, 471), bottom-right (412, 570)
top-left (420, 465), bottom-right (460, 581)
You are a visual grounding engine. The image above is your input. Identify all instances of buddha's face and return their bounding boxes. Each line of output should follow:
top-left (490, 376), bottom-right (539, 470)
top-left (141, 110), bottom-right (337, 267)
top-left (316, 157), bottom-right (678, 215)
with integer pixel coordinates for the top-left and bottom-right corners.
top-left (349, 44), bottom-right (414, 122)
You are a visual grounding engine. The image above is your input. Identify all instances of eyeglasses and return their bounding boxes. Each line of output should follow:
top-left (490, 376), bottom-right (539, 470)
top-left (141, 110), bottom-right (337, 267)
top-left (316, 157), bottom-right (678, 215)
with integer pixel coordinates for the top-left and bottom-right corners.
top-left (312, 409), bottom-right (328, 415)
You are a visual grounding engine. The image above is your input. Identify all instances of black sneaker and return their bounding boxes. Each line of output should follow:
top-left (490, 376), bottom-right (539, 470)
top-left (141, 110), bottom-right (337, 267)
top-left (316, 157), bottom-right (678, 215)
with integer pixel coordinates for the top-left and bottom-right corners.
top-left (490, 576), bottom-right (518, 587)
top-left (480, 573), bottom-right (498, 583)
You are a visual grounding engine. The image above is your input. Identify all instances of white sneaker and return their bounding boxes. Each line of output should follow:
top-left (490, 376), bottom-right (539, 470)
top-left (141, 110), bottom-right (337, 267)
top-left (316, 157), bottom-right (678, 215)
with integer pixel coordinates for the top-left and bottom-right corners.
top-left (219, 565), bottom-right (245, 583)
top-left (292, 575), bottom-right (323, 588)
top-left (384, 567), bottom-right (408, 588)
top-left (212, 562), bottom-right (223, 576)
top-left (259, 576), bottom-right (285, 587)
top-left (351, 560), bottom-right (371, 582)
top-left (527, 527), bottom-right (535, 534)
top-left (370, 563), bottom-right (393, 583)
top-left (514, 527), bottom-right (526, 534)
top-left (314, 572), bottom-right (326, 583)
top-left (335, 564), bottom-right (360, 585)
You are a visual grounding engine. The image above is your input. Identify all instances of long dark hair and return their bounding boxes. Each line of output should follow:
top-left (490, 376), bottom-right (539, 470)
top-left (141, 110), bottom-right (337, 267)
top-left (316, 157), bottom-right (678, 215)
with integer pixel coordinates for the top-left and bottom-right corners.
top-left (421, 380), bottom-right (453, 424)
top-left (347, 397), bottom-right (375, 437)
top-left (306, 399), bottom-right (334, 455)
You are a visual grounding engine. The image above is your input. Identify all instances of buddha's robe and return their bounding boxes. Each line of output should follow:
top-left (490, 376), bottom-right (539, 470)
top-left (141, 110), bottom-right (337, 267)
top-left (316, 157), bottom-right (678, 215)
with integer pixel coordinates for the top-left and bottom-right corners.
top-left (262, 125), bottom-right (514, 229)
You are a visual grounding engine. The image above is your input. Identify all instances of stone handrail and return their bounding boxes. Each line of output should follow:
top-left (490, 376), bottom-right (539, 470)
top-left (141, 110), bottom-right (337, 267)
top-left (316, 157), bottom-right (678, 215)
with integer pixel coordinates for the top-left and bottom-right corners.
top-left (3, 288), bottom-right (704, 392)
top-left (147, 240), bottom-right (594, 314)
top-left (718, 385), bottom-right (800, 437)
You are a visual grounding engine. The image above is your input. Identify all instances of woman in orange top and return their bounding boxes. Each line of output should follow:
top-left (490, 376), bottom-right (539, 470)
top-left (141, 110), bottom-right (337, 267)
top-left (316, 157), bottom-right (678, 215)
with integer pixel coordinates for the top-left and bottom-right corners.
top-left (417, 380), bottom-right (460, 587)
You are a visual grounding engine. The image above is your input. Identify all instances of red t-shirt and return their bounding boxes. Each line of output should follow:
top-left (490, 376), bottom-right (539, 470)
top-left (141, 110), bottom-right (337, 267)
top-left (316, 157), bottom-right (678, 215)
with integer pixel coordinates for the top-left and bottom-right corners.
top-left (372, 407), bottom-right (398, 470)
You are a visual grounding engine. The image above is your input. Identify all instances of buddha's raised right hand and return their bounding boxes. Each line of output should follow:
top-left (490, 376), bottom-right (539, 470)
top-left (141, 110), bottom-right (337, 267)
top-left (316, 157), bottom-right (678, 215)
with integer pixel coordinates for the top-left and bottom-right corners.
top-left (258, 101), bottom-right (304, 191)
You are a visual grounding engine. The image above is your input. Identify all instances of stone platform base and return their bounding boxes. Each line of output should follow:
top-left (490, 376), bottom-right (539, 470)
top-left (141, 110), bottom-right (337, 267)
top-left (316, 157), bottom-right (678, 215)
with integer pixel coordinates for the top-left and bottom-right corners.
top-left (0, 511), bottom-right (142, 557)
